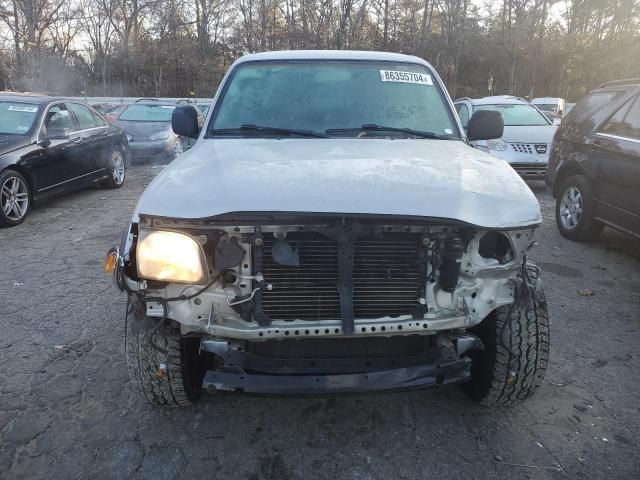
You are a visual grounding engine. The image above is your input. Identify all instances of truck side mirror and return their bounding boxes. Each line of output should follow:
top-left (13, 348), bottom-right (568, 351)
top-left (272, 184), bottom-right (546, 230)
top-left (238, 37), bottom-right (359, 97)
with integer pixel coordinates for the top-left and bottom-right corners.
top-left (172, 105), bottom-right (200, 139)
top-left (467, 110), bottom-right (504, 141)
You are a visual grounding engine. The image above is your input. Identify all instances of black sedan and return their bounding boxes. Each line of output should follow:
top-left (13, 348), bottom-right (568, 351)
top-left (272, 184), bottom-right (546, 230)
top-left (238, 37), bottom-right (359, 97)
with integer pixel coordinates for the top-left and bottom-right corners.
top-left (546, 78), bottom-right (640, 240)
top-left (0, 94), bottom-right (131, 227)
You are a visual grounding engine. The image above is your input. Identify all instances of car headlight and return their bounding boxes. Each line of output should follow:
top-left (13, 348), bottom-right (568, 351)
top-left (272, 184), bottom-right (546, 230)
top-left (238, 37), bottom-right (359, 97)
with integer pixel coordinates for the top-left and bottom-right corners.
top-left (149, 130), bottom-right (170, 141)
top-left (487, 138), bottom-right (507, 151)
top-left (136, 230), bottom-right (207, 284)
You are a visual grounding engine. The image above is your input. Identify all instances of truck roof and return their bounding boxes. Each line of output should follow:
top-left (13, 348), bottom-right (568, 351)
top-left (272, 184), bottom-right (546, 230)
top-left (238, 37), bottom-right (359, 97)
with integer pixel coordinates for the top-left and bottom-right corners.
top-left (235, 50), bottom-right (429, 66)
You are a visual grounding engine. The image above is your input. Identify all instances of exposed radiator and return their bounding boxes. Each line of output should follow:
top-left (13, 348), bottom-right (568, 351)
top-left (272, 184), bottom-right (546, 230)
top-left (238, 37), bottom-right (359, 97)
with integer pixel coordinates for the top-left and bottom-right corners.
top-left (258, 232), bottom-right (423, 321)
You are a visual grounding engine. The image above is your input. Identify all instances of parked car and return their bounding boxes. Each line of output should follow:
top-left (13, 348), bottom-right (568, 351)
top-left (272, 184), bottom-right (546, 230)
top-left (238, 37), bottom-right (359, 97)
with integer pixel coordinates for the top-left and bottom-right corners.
top-left (92, 103), bottom-right (128, 123)
top-left (531, 97), bottom-right (567, 120)
top-left (104, 104), bottom-right (128, 123)
top-left (115, 99), bottom-right (202, 163)
top-left (454, 95), bottom-right (557, 180)
top-left (546, 78), bottom-right (640, 240)
top-left (91, 103), bottom-right (114, 115)
top-left (0, 93), bottom-right (130, 227)
top-left (107, 50), bottom-right (549, 408)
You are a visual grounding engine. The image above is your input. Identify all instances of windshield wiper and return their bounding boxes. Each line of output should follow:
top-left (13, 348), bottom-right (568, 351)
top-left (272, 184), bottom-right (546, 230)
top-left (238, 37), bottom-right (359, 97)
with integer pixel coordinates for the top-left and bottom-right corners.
top-left (326, 124), bottom-right (448, 139)
top-left (210, 124), bottom-right (328, 138)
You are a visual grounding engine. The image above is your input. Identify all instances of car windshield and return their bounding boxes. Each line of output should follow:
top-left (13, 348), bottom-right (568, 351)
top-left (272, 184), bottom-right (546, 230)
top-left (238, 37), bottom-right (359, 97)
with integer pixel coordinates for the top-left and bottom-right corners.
top-left (0, 101), bottom-right (39, 134)
top-left (475, 104), bottom-right (550, 126)
top-left (208, 61), bottom-right (459, 138)
top-left (119, 104), bottom-right (174, 122)
top-left (534, 104), bottom-right (558, 112)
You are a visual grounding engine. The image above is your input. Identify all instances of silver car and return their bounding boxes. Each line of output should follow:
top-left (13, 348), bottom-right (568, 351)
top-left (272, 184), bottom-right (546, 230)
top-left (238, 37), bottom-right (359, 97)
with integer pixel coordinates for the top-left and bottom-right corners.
top-left (455, 95), bottom-right (557, 180)
top-left (116, 99), bottom-right (202, 163)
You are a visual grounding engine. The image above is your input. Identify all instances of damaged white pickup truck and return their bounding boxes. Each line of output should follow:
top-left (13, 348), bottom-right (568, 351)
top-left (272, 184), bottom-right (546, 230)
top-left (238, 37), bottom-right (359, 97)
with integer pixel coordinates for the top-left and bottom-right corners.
top-left (107, 51), bottom-right (549, 407)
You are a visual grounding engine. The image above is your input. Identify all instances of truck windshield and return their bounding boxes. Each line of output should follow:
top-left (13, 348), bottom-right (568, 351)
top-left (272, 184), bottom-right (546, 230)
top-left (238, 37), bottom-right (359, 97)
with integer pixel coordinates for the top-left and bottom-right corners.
top-left (0, 102), bottom-right (38, 134)
top-left (475, 104), bottom-right (550, 126)
top-left (208, 61), bottom-right (459, 138)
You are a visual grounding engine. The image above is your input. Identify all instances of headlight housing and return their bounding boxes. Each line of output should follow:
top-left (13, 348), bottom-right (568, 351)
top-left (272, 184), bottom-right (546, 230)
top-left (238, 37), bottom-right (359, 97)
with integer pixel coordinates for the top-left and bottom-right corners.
top-left (136, 229), bottom-right (207, 284)
top-left (486, 138), bottom-right (507, 151)
top-left (149, 130), bottom-right (171, 141)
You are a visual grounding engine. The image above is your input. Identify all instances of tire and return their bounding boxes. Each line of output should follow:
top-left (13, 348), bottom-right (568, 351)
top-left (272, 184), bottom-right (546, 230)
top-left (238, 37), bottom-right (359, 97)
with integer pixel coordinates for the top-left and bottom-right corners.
top-left (463, 262), bottom-right (550, 406)
top-left (125, 317), bottom-right (205, 407)
top-left (102, 148), bottom-right (126, 189)
top-left (555, 174), bottom-right (603, 241)
top-left (0, 169), bottom-right (31, 227)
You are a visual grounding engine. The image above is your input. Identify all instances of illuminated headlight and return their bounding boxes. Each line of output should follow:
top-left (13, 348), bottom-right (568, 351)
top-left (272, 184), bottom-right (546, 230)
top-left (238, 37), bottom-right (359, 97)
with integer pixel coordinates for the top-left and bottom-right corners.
top-left (149, 130), bottom-right (170, 141)
top-left (487, 138), bottom-right (507, 151)
top-left (136, 230), bottom-right (207, 284)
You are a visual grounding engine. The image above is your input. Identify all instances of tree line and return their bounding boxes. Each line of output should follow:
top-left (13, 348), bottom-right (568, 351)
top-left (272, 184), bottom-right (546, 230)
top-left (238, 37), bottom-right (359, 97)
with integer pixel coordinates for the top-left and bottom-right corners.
top-left (0, 0), bottom-right (638, 101)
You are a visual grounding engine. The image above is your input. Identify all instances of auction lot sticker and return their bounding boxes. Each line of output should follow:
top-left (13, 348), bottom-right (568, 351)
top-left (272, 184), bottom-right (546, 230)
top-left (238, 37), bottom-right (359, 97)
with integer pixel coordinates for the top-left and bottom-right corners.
top-left (380, 70), bottom-right (433, 85)
top-left (7, 105), bottom-right (38, 113)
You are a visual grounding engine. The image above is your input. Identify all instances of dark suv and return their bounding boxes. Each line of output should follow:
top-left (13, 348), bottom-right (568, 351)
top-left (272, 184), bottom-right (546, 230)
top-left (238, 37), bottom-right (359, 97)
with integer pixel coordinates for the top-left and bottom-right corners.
top-left (546, 79), bottom-right (640, 240)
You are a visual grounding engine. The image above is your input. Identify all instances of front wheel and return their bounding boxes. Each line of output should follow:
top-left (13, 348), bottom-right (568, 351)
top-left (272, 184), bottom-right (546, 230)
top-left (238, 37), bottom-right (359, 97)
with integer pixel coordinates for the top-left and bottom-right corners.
top-left (462, 263), bottom-right (550, 406)
top-left (102, 148), bottom-right (126, 189)
top-left (125, 314), bottom-right (205, 407)
top-left (0, 169), bottom-right (31, 227)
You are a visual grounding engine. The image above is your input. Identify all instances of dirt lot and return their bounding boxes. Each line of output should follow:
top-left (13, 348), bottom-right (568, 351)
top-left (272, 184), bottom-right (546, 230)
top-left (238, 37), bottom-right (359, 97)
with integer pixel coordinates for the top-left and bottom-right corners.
top-left (1, 166), bottom-right (639, 480)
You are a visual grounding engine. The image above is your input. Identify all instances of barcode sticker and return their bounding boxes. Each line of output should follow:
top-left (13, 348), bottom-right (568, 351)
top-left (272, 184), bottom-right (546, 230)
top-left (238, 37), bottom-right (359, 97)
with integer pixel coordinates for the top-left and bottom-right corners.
top-left (8, 105), bottom-right (38, 113)
top-left (380, 70), bottom-right (433, 85)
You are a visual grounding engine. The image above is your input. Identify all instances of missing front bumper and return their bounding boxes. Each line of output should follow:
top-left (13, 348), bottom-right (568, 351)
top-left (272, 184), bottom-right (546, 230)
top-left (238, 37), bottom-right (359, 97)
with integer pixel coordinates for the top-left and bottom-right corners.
top-left (200, 334), bottom-right (477, 395)
top-left (202, 359), bottom-right (471, 395)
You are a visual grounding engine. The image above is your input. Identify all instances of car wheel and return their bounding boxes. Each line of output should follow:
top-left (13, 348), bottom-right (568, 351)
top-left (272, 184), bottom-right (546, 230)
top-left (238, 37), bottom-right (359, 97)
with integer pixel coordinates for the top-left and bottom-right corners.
top-left (0, 169), bottom-right (31, 227)
top-left (102, 148), bottom-right (126, 189)
top-left (462, 262), bottom-right (549, 407)
top-left (173, 138), bottom-right (184, 159)
top-left (555, 174), bottom-right (603, 241)
top-left (125, 314), bottom-right (205, 407)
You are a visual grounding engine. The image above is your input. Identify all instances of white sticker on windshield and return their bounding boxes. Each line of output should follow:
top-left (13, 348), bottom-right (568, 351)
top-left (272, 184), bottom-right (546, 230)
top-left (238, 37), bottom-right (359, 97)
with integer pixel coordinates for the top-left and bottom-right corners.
top-left (380, 70), bottom-right (433, 85)
top-left (16, 126), bottom-right (29, 132)
top-left (8, 105), bottom-right (38, 113)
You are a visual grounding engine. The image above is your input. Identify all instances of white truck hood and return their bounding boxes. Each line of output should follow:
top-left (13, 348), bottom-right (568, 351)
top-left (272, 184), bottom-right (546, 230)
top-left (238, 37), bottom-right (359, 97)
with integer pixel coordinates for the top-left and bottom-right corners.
top-left (133, 139), bottom-right (541, 229)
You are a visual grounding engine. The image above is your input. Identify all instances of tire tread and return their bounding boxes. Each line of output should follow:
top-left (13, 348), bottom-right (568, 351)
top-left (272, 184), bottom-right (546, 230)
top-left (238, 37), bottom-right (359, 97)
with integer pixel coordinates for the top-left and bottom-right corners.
top-left (125, 321), bottom-right (193, 407)
top-left (466, 263), bottom-right (550, 407)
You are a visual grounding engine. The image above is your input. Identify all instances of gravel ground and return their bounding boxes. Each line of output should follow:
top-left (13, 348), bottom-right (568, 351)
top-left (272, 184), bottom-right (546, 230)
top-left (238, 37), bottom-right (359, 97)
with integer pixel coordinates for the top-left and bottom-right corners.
top-left (0, 167), bottom-right (639, 480)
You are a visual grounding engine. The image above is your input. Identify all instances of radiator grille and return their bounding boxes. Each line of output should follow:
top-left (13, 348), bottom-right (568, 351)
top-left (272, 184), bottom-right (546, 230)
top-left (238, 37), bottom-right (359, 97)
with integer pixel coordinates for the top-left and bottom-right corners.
top-left (510, 163), bottom-right (546, 171)
top-left (259, 232), bottom-right (423, 321)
